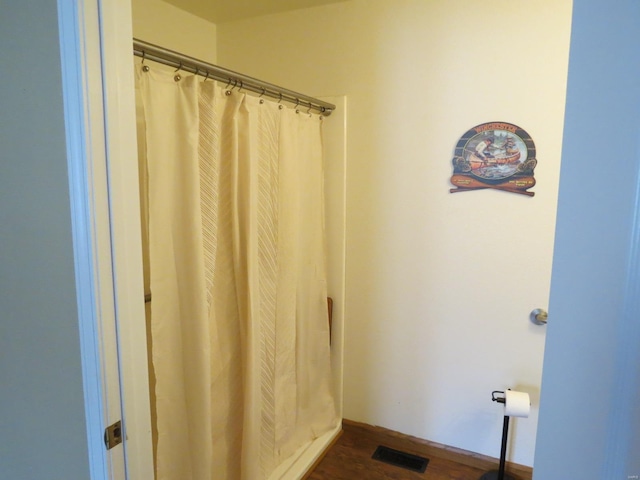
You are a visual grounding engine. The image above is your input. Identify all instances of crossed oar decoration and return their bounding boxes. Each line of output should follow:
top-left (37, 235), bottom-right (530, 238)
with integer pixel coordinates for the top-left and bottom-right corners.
top-left (450, 174), bottom-right (536, 197)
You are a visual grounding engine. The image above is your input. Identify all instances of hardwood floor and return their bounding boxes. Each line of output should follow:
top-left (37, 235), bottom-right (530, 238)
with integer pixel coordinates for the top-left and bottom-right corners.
top-left (305, 420), bottom-right (533, 480)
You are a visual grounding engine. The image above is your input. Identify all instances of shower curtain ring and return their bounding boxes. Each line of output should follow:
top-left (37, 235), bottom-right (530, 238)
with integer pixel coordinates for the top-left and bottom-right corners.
top-left (141, 51), bottom-right (150, 72)
top-left (259, 88), bottom-right (266, 98)
top-left (174, 63), bottom-right (183, 81)
top-left (225, 78), bottom-right (232, 89)
top-left (204, 71), bottom-right (210, 82)
top-left (238, 81), bottom-right (244, 92)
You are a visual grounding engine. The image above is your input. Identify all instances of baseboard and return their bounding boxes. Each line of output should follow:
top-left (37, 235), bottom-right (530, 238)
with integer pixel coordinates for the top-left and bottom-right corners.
top-left (342, 419), bottom-right (533, 479)
top-left (268, 422), bottom-right (343, 480)
top-left (300, 426), bottom-right (344, 479)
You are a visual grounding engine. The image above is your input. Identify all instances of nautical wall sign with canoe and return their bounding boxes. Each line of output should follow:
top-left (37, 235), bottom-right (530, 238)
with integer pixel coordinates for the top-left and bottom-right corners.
top-left (450, 122), bottom-right (537, 196)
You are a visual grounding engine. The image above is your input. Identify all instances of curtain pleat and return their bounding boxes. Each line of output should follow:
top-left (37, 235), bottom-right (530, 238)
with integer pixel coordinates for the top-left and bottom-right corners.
top-left (135, 65), bottom-right (337, 480)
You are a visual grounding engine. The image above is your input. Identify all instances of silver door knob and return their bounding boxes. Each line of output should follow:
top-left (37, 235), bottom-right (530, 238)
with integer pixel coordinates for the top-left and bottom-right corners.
top-left (530, 308), bottom-right (548, 325)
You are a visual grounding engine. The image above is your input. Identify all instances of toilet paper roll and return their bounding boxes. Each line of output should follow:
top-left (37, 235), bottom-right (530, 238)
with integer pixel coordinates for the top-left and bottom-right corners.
top-left (504, 390), bottom-right (530, 418)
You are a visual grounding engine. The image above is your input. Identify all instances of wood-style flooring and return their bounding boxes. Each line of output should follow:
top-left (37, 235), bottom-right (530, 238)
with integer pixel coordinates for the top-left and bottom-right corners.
top-left (306, 420), bottom-right (533, 480)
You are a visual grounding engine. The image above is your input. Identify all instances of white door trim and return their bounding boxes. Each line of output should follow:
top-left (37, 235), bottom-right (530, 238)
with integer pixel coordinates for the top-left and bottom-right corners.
top-left (57, 0), bottom-right (122, 478)
top-left (59, 0), bottom-right (153, 478)
top-left (97, 0), bottom-right (155, 477)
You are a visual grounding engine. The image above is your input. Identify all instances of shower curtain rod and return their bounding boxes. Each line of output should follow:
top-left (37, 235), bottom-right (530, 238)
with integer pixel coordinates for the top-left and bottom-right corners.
top-left (133, 38), bottom-right (335, 116)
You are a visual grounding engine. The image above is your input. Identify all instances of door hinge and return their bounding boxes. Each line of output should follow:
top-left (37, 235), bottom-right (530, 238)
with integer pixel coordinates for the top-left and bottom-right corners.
top-left (104, 420), bottom-right (123, 450)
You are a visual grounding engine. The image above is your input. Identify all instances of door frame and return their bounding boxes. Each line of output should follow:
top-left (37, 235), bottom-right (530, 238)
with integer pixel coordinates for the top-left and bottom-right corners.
top-left (96, 1), bottom-right (154, 477)
top-left (60, 0), bottom-right (153, 478)
top-left (58, 1), bottom-right (119, 477)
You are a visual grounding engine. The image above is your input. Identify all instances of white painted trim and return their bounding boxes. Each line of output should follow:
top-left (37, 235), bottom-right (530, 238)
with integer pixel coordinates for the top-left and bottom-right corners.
top-left (271, 425), bottom-right (342, 480)
top-left (322, 96), bottom-right (348, 422)
top-left (59, 0), bottom-right (153, 478)
top-left (57, 1), bottom-right (122, 478)
top-left (98, 0), bottom-right (154, 477)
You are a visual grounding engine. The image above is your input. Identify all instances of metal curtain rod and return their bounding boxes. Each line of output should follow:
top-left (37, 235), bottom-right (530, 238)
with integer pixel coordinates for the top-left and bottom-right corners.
top-left (133, 38), bottom-right (335, 116)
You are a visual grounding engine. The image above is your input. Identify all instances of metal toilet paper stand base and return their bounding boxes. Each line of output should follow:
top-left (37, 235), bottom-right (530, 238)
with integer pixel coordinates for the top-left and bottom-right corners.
top-left (478, 391), bottom-right (518, 480)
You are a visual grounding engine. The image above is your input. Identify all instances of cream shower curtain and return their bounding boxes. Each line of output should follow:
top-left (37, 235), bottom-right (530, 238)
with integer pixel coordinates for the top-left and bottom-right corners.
top-left (135, 66), bottom-right (337, 480)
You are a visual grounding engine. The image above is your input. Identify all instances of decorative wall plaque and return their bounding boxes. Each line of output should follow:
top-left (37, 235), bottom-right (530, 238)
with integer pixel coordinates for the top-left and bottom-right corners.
top-left (450, 122), bottom-right (537, 196)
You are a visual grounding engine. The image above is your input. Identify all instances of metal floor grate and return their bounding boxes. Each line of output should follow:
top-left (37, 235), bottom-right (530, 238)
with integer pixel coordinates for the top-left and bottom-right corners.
top-left (372, 445), bottom-right (429, 473)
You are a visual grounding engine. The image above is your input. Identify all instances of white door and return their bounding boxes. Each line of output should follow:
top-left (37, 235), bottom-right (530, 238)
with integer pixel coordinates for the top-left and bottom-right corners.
top-left (534, 1), bottom-right (640, 478)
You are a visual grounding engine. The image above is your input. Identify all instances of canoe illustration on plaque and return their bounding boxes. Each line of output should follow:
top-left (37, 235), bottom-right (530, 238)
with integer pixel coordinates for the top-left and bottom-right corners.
top-left (450, 122), bottom-right (537, 196)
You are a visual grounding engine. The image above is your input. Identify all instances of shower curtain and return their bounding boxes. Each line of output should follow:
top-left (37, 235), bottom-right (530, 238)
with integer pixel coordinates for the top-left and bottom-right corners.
top-left (135, 66), bottom-right (337, 480)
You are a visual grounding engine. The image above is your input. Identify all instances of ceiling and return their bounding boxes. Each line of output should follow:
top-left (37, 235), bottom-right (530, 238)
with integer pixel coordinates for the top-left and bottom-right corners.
top-left (163, 0), bottom-right (348, 24)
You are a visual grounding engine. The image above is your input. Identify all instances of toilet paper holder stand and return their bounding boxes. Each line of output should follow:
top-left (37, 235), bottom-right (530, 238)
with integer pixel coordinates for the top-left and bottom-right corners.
top-left (479, 390), bottom-right (517, 480)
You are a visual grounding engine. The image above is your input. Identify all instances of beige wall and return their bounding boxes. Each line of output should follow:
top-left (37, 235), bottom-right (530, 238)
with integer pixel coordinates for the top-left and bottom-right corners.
top-left (217, 0), bottom-right (572, 467)
top-left (132, 0), bottom-right (217, 62)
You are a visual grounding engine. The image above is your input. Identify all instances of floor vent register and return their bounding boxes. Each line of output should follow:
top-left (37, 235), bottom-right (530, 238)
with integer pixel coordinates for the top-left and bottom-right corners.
top-left (372, 445), bottom-right (429, 473)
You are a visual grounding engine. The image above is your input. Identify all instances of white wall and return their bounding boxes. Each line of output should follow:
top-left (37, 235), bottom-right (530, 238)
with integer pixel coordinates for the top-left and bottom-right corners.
top-left (132, 0), bottom-right (217, 62)
top-left (0, 3), bottom-right (91, 479)
top-left (217, 0), bottom-right (572, 466)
